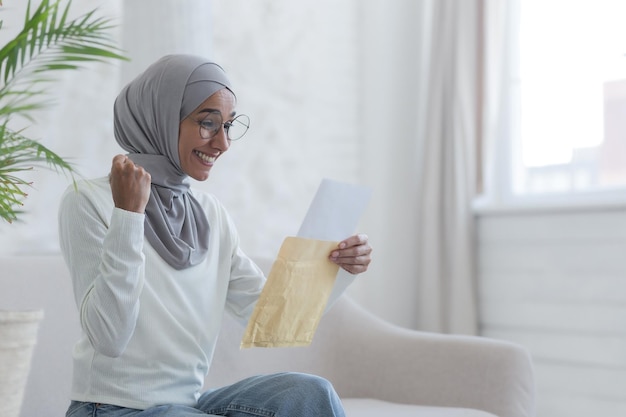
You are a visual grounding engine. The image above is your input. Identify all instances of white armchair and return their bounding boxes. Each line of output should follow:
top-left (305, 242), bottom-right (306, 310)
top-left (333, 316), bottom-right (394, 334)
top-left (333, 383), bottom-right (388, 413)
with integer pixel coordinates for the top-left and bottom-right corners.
top-left (206, 295), bottom-right (536, 417)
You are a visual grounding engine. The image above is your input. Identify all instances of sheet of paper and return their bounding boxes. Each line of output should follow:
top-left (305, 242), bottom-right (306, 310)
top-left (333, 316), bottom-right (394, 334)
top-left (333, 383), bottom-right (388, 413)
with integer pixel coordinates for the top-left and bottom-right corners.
top-left (240, 237), bottom-right (340, 348)
top-left (297, 178), bottom-right (372, 241)
top-left (297, 179), bottom-right (372, 307)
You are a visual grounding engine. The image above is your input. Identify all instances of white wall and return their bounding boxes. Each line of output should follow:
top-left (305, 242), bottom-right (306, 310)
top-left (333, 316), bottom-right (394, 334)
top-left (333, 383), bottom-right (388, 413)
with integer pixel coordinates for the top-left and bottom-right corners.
top-left (477, 205), bottom-right (626, 417)
top-left (204, 0), bottom-right (361, 261)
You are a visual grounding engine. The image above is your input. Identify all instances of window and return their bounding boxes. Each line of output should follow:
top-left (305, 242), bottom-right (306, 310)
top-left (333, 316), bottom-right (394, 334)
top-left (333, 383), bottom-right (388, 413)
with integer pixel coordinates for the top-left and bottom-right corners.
top-left (512, 0), bottom-right (626, 197)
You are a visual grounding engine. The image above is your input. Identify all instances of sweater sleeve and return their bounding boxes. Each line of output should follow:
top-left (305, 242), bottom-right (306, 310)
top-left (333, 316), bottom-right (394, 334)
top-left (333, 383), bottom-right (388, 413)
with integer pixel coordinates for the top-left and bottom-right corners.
top-left (204, 196), bottom-right (265, 324)
top-left (224, 246), bottom-right (266, 324)
top-left (58, 183), bottom-right (145, 357)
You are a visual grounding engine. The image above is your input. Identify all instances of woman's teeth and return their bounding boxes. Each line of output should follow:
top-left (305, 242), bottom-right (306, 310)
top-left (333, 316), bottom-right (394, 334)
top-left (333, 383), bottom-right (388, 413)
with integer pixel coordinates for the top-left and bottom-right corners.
top-left (194, 150), bottom-right (215, 163)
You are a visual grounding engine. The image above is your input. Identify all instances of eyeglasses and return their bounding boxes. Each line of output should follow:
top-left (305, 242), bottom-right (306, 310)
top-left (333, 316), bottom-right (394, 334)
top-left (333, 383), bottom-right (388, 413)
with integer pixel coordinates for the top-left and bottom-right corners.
top-left (197, 112), bottom-right (250, 141)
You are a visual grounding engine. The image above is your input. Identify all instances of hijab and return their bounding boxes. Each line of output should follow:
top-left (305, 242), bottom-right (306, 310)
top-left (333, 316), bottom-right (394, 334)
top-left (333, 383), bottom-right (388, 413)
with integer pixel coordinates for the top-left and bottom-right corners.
top-left (113, 54), bottom-right (234, 269)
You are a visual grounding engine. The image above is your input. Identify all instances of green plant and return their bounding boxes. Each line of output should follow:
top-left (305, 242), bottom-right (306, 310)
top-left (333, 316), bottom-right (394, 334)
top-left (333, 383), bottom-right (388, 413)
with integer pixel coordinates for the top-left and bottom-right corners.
top-left (0, 0), bottom-right (127, 223)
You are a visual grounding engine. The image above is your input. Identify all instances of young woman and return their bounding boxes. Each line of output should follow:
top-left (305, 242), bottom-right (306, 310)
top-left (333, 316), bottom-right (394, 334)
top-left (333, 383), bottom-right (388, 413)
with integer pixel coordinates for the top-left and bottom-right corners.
top-left (59, 54), bottom-right (372, 417)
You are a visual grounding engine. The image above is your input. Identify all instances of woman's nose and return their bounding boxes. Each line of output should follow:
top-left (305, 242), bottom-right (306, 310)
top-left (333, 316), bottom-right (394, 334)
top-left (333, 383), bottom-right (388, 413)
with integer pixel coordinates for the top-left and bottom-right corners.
top-left (210, 126), bottom-right (230, 151)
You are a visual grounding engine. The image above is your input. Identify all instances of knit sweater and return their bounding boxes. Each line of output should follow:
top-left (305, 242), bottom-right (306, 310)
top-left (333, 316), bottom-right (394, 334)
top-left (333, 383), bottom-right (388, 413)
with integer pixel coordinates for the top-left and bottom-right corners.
top-left (58, 177), bottom-right (266, 409)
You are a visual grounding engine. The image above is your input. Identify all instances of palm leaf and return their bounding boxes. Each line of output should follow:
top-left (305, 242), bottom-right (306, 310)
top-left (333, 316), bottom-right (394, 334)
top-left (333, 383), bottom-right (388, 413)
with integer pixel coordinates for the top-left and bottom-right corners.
top-left (0, 125), bottom-right (76, 223)
top-left (0, 0), bottom-right (127, 222)
top-left (0, 0), bottom-right (127, 121)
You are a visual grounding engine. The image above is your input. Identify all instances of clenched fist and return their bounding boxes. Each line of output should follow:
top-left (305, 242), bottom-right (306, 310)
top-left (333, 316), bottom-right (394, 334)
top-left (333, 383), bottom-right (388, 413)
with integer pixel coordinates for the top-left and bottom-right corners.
top-left (109, 154), bottom-right (152, 213)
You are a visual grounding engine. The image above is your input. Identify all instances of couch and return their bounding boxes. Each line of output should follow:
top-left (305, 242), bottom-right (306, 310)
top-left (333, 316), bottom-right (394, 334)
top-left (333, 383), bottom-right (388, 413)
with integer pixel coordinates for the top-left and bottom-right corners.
top-left (0, 255), bottom-right (535, 417)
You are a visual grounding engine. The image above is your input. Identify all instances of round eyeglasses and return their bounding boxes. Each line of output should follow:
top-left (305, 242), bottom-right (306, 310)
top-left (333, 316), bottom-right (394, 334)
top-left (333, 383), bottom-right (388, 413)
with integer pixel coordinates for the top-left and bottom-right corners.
top-left (198, 113), bottom-right (250, 141)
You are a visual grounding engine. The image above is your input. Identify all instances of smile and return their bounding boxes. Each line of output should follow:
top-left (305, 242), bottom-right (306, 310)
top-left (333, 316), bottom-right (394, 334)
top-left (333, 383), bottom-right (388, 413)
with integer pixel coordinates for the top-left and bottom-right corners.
top-left (194, 150), bottom-right (216, 164)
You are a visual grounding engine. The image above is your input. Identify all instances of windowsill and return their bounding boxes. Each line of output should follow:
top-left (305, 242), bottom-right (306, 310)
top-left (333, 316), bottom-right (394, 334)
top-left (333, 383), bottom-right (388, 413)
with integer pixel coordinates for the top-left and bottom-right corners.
top-left (473, 191), bottom-right (626, 216)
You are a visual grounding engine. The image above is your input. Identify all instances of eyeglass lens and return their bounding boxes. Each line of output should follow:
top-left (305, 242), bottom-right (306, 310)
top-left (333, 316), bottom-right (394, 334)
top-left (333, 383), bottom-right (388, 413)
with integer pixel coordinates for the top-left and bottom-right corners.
top-left (199, 113), bottom-right (250, 141)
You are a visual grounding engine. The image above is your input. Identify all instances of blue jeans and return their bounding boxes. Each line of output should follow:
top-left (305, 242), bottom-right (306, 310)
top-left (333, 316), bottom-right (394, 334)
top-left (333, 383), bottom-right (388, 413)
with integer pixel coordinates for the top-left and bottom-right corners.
top-left (65, 372), bottom-right (345, 417)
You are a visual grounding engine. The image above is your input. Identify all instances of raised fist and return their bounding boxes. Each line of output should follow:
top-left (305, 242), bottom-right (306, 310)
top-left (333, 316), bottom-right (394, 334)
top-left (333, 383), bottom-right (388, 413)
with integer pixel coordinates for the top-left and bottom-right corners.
top-left (109, 154), bottom-right (152, 213)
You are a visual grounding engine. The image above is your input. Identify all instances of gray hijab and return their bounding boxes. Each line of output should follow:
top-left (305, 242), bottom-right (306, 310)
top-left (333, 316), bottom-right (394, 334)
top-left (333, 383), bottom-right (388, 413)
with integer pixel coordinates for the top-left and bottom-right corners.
top-left (113, 54), bottom-right (234, 269)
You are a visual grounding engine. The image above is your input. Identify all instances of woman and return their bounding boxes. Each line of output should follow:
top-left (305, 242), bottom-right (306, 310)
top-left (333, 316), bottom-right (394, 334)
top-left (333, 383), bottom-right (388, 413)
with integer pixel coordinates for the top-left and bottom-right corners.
top-left (59, 54), bottom-right (372, 417)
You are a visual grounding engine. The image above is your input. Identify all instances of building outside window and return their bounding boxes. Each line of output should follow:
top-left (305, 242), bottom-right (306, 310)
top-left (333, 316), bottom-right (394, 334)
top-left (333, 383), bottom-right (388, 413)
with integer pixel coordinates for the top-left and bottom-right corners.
top-left (507, 0), bottom-right (626, 199)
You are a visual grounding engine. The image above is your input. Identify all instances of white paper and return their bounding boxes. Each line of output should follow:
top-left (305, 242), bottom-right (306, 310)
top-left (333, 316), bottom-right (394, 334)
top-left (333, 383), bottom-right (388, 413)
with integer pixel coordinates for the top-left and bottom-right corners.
top-left (297, 179), bottom-right (371, 240)
top-left (297, 179), bottom-right (372, 309)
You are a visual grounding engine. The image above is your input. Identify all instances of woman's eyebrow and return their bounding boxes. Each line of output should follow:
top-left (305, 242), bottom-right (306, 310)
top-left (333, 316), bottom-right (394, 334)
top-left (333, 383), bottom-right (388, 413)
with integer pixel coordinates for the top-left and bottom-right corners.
top-left (197, 109), bottom-right (237, 118)
top-left (197, 108), bottom-right (221, 115)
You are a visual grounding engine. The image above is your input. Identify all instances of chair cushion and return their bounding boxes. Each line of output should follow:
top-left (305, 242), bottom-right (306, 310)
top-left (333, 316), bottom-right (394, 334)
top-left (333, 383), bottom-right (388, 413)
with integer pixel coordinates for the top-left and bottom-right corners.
top-left (342, 398), bottom-right (499, 417)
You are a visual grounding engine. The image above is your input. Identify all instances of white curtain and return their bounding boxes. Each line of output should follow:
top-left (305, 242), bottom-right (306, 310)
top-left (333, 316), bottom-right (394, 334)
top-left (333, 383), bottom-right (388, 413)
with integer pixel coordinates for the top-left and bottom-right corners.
top-left (351, 0), bottom-right (493, 331)
top-left (412, 0), bottom-right (484, 334)
top-left (481, 0), bottom-right (518, 205)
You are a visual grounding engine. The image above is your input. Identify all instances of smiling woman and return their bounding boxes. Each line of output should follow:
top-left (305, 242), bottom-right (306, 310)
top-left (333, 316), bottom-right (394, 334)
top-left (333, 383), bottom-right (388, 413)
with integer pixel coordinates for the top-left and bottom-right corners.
top-left (56, 53), bottom-right (372, 416)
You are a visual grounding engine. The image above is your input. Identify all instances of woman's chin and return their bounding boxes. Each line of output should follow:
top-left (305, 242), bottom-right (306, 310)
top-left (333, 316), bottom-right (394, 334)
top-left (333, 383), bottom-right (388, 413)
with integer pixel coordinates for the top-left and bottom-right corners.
top-left (186, 168), bottom-right (211, 182)
top-left (193, 172), bottom-right (210, 182)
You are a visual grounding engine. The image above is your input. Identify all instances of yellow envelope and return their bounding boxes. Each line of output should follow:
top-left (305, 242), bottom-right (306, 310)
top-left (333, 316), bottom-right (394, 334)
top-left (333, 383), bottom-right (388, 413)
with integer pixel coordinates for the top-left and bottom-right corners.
top-left (241, 237), bottom-right (340, 348)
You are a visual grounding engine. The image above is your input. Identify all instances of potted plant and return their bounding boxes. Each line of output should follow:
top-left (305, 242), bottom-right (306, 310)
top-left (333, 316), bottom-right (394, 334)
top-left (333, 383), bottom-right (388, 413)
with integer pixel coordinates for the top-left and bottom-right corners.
top-left (0, 1), bottom-right (126, 416)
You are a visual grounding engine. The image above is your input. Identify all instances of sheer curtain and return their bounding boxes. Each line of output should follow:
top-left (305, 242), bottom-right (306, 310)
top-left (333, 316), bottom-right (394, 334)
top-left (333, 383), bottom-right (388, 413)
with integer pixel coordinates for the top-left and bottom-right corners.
top-left (354, 0), bottom-right (499, 333)
top-left (411, 0), bottom-right (484, 334)
top-left (481, 0), bottom-right (518, 205)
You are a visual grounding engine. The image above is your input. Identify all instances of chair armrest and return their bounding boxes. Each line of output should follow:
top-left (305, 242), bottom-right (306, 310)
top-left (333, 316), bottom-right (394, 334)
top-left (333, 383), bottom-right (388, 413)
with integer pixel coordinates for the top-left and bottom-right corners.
top-left (321, 297), bottom-right (535, 417)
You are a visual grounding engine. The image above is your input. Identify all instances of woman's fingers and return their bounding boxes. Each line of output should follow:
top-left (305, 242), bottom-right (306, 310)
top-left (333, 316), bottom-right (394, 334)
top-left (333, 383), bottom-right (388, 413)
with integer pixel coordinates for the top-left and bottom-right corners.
top-left (329, 234), bottom-right (372, 275)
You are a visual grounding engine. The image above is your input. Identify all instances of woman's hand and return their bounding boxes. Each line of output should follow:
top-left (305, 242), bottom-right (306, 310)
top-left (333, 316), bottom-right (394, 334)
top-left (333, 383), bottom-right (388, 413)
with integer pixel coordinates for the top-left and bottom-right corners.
top-left (329, 234), bottom-right (372, 275)
top-left (109, 154), bottom-right (152, 213)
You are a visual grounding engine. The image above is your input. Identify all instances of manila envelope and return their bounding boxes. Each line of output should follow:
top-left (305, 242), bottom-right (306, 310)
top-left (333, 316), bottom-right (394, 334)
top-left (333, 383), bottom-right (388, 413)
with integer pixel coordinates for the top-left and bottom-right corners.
top-left (240, 236), bottom-right (340, 348)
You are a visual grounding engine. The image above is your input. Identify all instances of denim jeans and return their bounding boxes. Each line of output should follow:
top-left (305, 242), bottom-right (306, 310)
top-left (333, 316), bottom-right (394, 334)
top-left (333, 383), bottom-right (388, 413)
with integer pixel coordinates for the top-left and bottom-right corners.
top-left (65, 372), bottom-right (345, 417)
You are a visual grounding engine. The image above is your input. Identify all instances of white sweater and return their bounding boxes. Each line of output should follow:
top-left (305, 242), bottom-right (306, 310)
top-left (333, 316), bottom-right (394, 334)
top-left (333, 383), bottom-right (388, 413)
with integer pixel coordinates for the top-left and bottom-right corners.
top-left (58, 177), bottom-right (266, 409)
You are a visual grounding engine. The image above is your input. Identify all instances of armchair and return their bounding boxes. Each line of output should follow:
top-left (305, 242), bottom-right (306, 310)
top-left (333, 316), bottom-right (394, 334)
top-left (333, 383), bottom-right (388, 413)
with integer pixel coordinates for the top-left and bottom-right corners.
top-left (207, 286), bottom-right (535, 417)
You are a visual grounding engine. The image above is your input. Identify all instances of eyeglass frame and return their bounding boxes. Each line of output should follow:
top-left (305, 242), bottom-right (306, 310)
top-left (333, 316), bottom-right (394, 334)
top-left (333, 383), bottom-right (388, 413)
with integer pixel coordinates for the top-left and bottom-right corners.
top-left (196, 111), bottom-right (250, 141)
